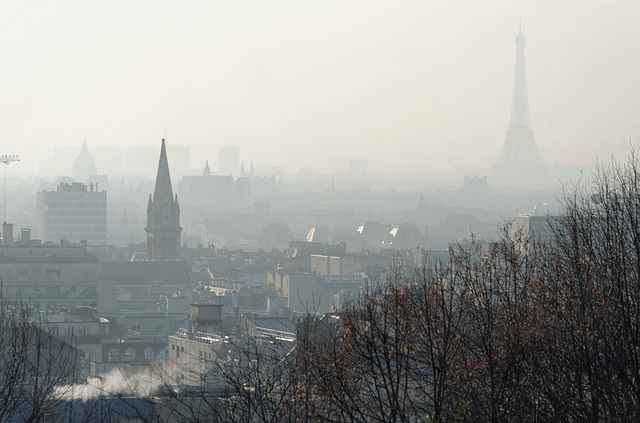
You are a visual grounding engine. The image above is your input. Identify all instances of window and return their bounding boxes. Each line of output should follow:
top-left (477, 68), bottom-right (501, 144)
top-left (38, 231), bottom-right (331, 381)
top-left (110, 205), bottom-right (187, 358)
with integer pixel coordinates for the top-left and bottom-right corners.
top-left (46, 286), bottom-right (61, 296)
top-left (125, 348), bottom-right (136, 361)
top-left (46, 269), bottom-right (61, 281)
top-left (107, 349), bottom-right (119, 362)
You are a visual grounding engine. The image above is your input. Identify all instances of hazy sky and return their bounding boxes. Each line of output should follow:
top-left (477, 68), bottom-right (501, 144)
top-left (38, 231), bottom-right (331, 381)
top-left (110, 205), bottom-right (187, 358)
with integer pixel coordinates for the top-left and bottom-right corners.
top-left (0, 0), bottom-right (638, 177)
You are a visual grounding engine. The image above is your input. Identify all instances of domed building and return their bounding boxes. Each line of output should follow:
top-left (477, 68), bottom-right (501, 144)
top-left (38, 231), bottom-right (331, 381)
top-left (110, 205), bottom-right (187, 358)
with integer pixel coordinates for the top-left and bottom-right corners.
top-left (72, 140), bottom-right (97, 182)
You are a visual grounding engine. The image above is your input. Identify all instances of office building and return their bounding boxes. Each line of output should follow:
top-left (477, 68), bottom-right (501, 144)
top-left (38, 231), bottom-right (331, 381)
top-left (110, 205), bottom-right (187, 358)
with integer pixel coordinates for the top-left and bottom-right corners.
top-left (37, 182), bottom-right (107, 244)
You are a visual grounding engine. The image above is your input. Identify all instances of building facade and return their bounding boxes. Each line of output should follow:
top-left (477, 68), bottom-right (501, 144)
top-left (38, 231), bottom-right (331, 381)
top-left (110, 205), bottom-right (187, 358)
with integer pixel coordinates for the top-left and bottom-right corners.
top-left (0, 232), bottom-right (103, 310)
top-left (37, 182), bottom-right (107, 245)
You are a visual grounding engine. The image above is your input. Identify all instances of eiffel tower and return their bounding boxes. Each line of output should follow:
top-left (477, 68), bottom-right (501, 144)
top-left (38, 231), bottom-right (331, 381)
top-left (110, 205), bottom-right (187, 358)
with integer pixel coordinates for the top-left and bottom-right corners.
top-left (496, 25), bottom-right (544, 167)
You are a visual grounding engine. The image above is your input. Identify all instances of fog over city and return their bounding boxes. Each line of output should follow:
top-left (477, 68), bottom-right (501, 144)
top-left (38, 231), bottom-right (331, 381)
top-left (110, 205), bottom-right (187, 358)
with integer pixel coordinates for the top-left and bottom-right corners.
top-left (0, 1), bottom-right (640, 421)
top-left (1, 0), bottom-right (638, 177)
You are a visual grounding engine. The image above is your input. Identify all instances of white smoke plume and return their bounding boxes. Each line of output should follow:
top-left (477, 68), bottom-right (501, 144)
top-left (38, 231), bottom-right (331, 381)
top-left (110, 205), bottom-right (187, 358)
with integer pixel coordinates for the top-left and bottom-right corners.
top-left (53, 367), bottom-right (159, 402)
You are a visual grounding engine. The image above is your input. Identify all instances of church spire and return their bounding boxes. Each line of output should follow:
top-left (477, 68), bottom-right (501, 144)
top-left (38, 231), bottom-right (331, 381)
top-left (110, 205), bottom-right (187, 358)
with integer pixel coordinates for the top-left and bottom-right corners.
top-left (152, 139), bottom-right (174, 210)
top-left (146, 138), bottom-right (182, 261)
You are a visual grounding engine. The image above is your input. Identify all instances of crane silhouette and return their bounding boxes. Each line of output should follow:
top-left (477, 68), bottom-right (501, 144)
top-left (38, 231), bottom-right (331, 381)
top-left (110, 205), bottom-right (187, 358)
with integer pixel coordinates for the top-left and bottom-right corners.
top-left (0, 155), bottom-right (20, 223)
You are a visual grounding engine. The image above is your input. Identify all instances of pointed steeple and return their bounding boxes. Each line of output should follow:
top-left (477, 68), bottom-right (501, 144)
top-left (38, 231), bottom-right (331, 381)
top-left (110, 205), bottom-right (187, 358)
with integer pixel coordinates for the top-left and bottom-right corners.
top-left (152, 139), bottom-right (175, 214)
top-left (146, 138), bottom-right (182, 261)
top-left (240, 159), bottom-right (246, 177)
top-left (249, 159), bottom-right (255, 178)
top-left (174, 194), bottom-right (180, 223)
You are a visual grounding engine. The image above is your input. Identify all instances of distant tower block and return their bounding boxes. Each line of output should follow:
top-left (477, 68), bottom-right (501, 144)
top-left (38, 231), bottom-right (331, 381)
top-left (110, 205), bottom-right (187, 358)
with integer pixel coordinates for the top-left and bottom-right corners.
top-left (496, 25), bottom-right (544, 167)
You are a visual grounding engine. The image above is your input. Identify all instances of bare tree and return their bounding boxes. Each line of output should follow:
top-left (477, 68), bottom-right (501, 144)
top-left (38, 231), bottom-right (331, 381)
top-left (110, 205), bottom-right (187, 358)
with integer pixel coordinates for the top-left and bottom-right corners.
top-left (544, 150), bottom-right (640, 421)
top-left (406, 254), bottom-right (467, 422)
top-left (0, 293), bottom-right (84, 422)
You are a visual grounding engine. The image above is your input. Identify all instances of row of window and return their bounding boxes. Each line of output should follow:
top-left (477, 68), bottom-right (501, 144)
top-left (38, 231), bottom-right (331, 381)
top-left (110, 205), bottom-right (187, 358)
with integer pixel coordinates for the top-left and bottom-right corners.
top-left (171, 344), bottom-right (213, 360)
top-left (25, 286), bottom-right (97, 295)
top-left (47, 219), bottom-right (106, 225)
top-left (46, 210), bottom-right (107, 216)
top-left (172, 344), bottom-right (185, 358)
top-left (50, 326), bottom-right (92, 337)
top-left (15, 268), bottom-right (97, 282)
top-left (46, 227), bottom-right (106, 232)
top-left (44, 201), bottom-right (106, 207)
